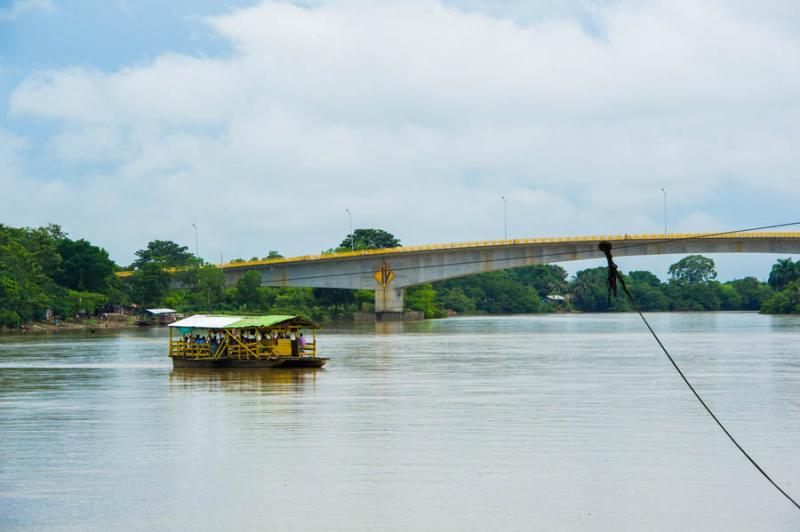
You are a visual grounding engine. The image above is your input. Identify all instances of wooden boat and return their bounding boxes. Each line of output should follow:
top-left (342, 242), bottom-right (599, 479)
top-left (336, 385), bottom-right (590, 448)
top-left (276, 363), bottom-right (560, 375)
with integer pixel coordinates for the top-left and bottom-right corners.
top-left (168, 315), bottom-right (327, 368)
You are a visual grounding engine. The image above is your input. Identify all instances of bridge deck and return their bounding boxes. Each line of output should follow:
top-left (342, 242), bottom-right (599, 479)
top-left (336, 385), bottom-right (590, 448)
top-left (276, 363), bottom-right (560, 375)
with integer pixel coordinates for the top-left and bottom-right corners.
top-left (218, 231), bottom-right (800, 271)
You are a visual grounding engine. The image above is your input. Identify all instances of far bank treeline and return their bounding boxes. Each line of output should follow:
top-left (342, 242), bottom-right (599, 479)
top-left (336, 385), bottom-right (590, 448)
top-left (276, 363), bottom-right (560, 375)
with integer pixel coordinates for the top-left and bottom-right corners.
top-left (2, 224), bottom-right (800, 327)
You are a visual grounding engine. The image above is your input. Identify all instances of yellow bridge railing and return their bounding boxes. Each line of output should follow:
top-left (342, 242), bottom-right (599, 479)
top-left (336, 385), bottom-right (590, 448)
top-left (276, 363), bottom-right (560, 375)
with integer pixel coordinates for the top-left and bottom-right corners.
top-left (117, 231), bottom-right (800, 278)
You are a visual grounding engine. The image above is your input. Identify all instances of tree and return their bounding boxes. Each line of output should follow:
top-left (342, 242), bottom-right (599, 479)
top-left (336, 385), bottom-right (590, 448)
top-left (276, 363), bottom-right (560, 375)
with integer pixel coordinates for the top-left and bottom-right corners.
top-left (339, 229), bottom-right (400, 251)
top-left (719, 284), bottom-right (743, 310)
top-left (511, 264), bottom-right (568, 297)
top-left (131, 240), bottom-right (200, 269)
top-left (768, 258), bottom-right (800, 291)
top-left (0, 237), bottom-right (54, 323)
top-left (405, 284), bottom-right (445, 318)
top-left (666, 280), bottom-right (722, 311)
top-left (189, 265), bottom-right (225, 310)
top-left (264, 250), bottom-right (283, 259)
top-left (130, 262), bottom-right (171, 308)
top-left (436, 287), bottom-right (475, 313)
top-left (54, 238), bottom-right (115, 292)
top-left (668, 255), bottom-right (717, 284)
top-left (761, 280), bottom-right (800, 314)
top-left (629, 270), bottom-right (662, 287)
top-left (630, 282), bottom-right (669, 311)
top-left (474, 272), bottom-right (540, 313)
top-left (236, 271), bottom-right (263, 309)
top-left (569, 267), bottom-right (631, 312)
top-left (726, 277), bottom-right (772, 310)
top-left (312, 288), bottom-right (355, 310)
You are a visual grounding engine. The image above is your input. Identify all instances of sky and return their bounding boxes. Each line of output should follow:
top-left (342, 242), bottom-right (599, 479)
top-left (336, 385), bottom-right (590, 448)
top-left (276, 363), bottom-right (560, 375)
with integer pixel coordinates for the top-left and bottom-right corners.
top-left (1, 0), bottom-right (799, 279)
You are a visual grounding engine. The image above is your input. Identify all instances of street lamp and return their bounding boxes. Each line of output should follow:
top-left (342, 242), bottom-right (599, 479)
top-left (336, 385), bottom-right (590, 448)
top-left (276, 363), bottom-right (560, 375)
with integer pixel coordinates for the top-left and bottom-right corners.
top-left (660, 188), bottom-right (667, 237)
top-left (345, 209), bottom-right (354, 251)
top-left (192, 223), bottom-right (199, 258)
top-left (501, 195), bottom-right (507, 240)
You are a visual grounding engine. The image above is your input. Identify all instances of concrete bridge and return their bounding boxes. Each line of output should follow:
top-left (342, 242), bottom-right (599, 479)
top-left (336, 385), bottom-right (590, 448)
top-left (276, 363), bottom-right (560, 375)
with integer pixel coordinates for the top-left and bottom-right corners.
top-left (216, 232), bottom-right (800, 319)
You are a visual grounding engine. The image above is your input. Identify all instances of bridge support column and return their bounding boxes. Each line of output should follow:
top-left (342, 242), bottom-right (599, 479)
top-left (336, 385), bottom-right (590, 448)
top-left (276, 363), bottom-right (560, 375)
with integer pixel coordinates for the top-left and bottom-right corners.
top-left (375, 287), bottom-right (405, 321)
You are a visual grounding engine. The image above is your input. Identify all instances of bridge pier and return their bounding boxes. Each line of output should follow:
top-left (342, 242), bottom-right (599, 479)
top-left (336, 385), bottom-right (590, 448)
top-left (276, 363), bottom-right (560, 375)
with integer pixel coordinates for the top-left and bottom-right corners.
top-left (375, 287), bottom-right (405, 320)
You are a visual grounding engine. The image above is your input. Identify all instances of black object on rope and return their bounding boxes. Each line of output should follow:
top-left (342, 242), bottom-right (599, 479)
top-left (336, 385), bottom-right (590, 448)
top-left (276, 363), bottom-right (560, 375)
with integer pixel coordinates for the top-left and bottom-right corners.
top-left (599, 240), bottom-right (800, 511)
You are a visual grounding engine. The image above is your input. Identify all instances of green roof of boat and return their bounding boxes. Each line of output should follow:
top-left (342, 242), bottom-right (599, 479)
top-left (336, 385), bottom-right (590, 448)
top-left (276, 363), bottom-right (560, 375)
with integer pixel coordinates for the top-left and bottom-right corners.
top-left (169, 314), bottom-right (320, 329)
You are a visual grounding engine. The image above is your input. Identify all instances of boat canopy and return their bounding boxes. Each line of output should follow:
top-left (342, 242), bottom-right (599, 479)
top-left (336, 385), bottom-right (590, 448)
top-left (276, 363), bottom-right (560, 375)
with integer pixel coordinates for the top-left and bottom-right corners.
top-left (169, 314), bottom-right (319, 330)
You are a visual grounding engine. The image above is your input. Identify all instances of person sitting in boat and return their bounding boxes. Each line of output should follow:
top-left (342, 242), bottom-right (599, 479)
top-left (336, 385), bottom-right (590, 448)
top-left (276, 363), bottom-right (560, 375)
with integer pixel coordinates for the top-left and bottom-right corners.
top-left (299, 333), bottom-right (306, 352)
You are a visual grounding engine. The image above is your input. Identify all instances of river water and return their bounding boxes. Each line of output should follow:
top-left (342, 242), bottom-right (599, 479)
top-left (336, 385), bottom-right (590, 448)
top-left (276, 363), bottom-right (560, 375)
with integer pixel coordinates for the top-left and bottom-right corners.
top-left (0, 313), bottom-right (798, 531)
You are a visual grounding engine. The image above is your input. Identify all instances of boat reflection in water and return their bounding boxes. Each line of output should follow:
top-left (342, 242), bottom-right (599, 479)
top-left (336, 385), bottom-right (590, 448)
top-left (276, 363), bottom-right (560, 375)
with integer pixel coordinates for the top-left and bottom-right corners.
top-left (168, 367), bottom-right (320, 395)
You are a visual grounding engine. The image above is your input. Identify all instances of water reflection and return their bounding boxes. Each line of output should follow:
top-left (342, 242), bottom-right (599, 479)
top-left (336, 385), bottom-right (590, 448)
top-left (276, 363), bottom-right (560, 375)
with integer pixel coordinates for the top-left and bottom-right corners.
top-left (169, 367), bottom-right (320, 395)
top-left (374, 321), bottom-right (405, 335)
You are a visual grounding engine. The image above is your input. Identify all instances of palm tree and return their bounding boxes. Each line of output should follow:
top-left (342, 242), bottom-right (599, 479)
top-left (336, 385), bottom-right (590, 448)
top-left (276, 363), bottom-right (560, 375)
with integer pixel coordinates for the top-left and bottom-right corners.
top-left (768, 258), bottom-right (800, 291)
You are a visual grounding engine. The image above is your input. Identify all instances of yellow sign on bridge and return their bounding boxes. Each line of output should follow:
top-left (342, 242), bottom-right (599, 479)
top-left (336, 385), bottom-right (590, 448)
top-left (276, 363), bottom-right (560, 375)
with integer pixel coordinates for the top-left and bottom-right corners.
top-left (373, 263), bottom-right (395, 287)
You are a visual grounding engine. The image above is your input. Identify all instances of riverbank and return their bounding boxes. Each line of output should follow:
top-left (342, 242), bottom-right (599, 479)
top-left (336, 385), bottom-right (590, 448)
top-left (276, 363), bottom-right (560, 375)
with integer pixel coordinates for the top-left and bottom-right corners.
top-left (1, 316), bottom-right (139, 334)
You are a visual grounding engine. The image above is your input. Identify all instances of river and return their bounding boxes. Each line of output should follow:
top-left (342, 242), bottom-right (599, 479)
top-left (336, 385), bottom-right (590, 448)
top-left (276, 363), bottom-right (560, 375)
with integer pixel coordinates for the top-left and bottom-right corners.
top-left (1, 313), bottom-right (798, 531)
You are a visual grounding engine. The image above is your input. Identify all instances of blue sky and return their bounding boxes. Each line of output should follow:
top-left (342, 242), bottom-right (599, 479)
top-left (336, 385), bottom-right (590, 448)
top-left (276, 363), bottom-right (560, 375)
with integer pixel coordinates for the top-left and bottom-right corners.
top-left (1, 0), bottom-right (799, 278)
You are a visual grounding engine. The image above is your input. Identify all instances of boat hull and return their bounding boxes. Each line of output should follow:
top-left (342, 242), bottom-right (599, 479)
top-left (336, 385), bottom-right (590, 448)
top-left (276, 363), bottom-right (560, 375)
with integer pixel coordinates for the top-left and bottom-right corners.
top-left (171, 357), bottom-right (328, 369)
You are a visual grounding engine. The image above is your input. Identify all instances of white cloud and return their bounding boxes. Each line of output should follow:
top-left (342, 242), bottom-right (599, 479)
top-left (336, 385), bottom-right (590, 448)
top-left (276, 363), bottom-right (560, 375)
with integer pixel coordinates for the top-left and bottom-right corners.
top-left (6, 0), bottom-right (800, 270)
top-left (0, 0), bottom-right (54, 22)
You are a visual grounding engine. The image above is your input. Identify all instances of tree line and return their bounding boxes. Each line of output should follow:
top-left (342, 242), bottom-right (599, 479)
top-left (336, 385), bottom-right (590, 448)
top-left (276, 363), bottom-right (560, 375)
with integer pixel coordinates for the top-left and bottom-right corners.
top-left (2, 223), bottom-right (800, 327)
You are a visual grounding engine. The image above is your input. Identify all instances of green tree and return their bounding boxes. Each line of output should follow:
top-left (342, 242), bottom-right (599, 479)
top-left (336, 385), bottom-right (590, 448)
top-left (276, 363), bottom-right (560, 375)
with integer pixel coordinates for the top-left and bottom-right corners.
top-left (0, 237), bottom-right (54, 322)
top-left (629, 270), bottom-right (662, 287)
top-left (131, 240), bottom-right (200, 269)
top-left (189, 265), bottom-right (225, 310)
top-left (570, 267), bottom-right (630, 312)
top-left (476, 272), bottom-right (541, 313)
top-left (54, 238), bottom-right (115, 292)
top-left (339, 229), bottom-right (400, 251)
top-left (236, 271), bottom-right (264, 309)
top-left (719, 284), bottom-right (743, 310)
top-left (761, 280), bottom-right (800, 314)
top-left (668, 255), bottom-right (717, 284)
top-left (130, 262), bottom-right (171, 308)
top-left (271, 287), bottom-right (317, 315)
top-left (726, 277), bottom-right (772, 310)
top-left (406, 284), bottom-right (445, 318)
top-left (312, 288), bottom-right (355, 311)
top-left (767, 258), bottom-right (800, 291)
top-left (511, 264), bottom-right (568, 297)
top-left (630, 283), bottom-right (669, 311)
top-left (53, 289), bottom-right (108, 318)
top-left (666, 280), bottom-right (722, 311)
top-left (0, 224), bottom-right (63, 279)
top-left (436, 287), bottom-right (475, 313)
top-left (264, 250), bottom-right (283, 259)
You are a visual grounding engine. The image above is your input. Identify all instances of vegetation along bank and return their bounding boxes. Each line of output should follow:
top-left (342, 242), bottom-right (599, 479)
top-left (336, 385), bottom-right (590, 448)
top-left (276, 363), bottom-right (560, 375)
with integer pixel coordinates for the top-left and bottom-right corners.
top-left (2, 224), bottom-right (800, 330)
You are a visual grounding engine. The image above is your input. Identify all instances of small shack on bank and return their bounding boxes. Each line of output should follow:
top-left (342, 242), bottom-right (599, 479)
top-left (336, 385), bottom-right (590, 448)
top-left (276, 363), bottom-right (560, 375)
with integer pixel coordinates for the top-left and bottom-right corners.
top-left (142, 308), bottom-right (178, 326)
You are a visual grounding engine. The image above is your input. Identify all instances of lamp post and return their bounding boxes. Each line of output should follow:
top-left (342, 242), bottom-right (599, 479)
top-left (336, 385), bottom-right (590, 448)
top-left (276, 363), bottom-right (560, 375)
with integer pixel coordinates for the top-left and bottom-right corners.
top-left (192, 223), bottom-right (199, 259)
top-left (501, 195), bottom-right (507, 240)
top-left (345, 209), bottom-right (354, 251)
top-left (660, 188), bottom-right (667, 237)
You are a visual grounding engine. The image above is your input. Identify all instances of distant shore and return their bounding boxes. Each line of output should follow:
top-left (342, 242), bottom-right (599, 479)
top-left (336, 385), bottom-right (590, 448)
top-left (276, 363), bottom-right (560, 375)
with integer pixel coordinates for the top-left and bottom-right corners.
top-left (1, 317), bottom-right (140, 334)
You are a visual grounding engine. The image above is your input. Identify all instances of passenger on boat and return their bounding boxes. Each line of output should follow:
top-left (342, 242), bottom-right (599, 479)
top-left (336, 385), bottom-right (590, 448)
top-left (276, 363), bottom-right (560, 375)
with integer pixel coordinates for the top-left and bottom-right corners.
top-left (299, 333), bottom-right (306, 352)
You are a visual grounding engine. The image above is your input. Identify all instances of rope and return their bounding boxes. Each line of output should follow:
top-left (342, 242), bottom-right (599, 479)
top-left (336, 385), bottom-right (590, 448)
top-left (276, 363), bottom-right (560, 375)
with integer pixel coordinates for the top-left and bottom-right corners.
top-left (599, 240), bottom-right (800, 511)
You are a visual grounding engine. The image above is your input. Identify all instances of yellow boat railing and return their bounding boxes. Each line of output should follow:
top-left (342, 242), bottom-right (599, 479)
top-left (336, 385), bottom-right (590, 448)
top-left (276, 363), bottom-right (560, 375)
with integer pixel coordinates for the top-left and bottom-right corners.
top-left (169, 330), bottom-right (317, 361)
